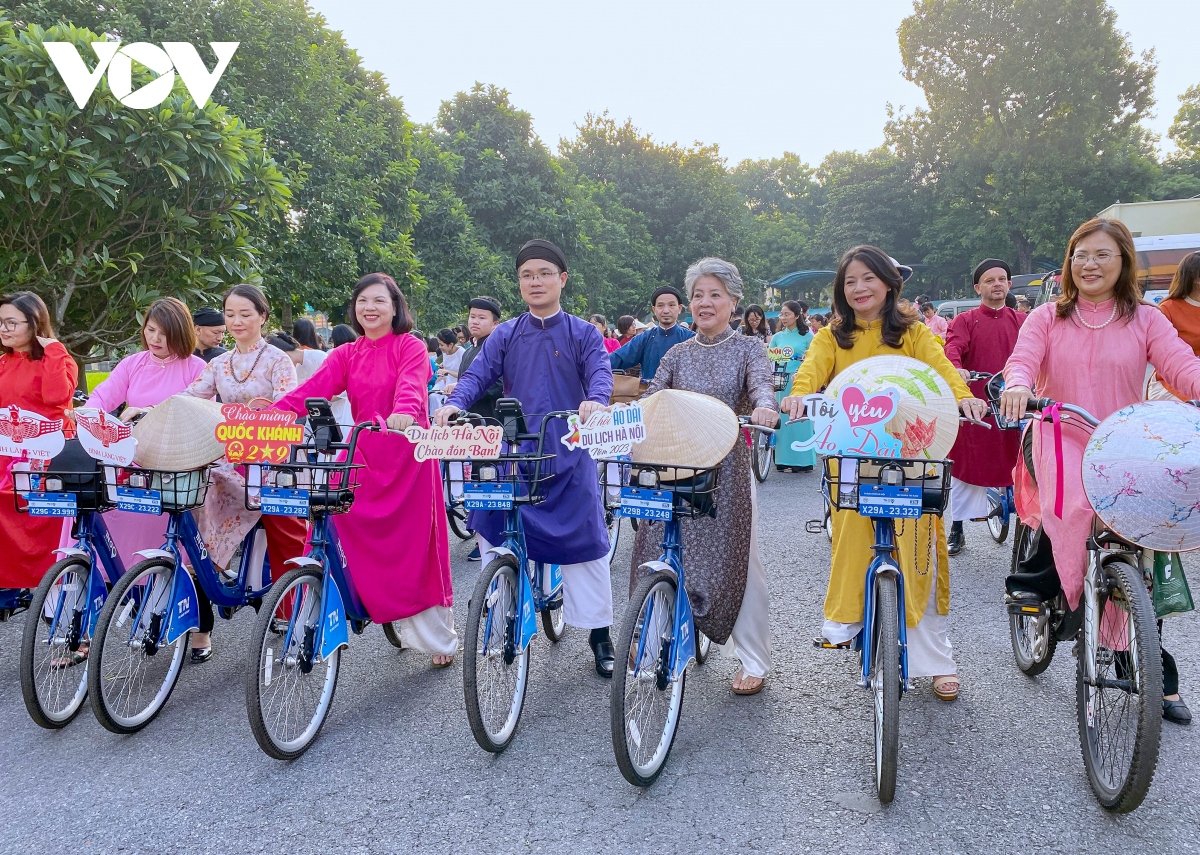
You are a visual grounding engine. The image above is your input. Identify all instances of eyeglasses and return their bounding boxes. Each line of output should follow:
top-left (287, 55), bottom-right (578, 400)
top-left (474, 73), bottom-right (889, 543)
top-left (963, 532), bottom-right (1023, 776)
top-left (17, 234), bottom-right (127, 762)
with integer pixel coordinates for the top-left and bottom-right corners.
top-left (0, 318), bottom-right (29, 331)
top-left (1070, 250), bottom-right (1117, 265)
top-left (519, 271), bottom-right (562, 285)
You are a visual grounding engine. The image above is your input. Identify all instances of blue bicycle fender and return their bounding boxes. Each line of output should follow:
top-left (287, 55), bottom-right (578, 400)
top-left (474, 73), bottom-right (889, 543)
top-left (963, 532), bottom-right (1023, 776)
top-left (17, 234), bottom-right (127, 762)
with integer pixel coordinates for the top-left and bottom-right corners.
top-left (517, 568), bottom-right (537, 652)
top-left (317, 574), bottom-right (349, 661)
top-left (164, 568), bottom-right (199, 645)
top-left (669, 587), bottom-right (697, 681)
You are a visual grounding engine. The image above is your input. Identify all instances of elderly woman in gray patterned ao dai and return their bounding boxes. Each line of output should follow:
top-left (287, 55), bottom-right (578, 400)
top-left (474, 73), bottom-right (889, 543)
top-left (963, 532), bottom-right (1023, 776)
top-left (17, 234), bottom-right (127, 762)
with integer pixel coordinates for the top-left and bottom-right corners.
top-left (629, 257), bottom-right (779, 695)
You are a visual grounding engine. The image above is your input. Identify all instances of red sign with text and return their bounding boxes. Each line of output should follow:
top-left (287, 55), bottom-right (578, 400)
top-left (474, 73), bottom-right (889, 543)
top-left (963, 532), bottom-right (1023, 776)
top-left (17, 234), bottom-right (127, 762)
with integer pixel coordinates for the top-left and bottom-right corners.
top-left (214, 404), bottom-right (305, 464)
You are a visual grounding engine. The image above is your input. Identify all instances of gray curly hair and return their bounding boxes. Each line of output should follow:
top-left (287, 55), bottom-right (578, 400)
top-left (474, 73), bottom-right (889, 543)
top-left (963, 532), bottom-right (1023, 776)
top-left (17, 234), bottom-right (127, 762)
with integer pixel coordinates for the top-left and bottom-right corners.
top-left (684, 257), bottom-right (744, 302)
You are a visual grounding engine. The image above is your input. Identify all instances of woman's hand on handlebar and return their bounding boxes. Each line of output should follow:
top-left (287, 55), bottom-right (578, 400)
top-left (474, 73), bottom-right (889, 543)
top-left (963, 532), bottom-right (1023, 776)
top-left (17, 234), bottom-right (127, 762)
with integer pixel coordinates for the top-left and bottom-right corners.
top-left (999, 384), bottom-right (1032, 425)
top-left (779, 395), bottom-right (805, 421)
top-left (750, 406), bottom-right (779, 428)
top-left (118, 406), bottom-right (147, 424)
top-left (959, 397), bottom-right (988, 423)
top-left (386, 413), bottom-right (414, 432)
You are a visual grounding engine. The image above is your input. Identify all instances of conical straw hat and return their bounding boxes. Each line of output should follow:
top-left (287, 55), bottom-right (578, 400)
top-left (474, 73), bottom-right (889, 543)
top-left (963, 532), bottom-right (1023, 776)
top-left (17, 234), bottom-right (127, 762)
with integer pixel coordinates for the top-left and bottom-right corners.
top-left (632, 389), bottom-right (740, 470)
top-left (827, 355), bottom-right (960, 459)
top-left (132, 395), bottom-right (226, 470)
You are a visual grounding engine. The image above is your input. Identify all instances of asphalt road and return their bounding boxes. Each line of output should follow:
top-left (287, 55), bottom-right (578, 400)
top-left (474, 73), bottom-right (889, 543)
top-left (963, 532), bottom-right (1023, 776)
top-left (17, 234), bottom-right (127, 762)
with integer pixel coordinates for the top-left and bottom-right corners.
top-left (1, 467), bottom-right (1197, 854)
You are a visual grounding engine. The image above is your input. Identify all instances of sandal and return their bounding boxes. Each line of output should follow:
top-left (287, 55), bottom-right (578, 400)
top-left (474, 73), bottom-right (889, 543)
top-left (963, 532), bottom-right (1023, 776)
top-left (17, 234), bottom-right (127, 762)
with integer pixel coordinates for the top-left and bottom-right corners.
top-left (431, 654), bottom-right (455, 668)
top-left (51, 645), bottom-right (88, 669)
top-left (731, 669), bottom-right (764, 696)
top-left (933, 675), bottom-right (959, 701)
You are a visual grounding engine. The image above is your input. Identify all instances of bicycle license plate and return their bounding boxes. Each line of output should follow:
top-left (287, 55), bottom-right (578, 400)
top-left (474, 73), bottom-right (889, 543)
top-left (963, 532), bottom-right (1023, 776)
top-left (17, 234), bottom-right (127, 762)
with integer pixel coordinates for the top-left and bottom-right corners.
top-left (858, 485), bottom-right (921, 519)
top-left (463, 482), bottom-right (514, 510)
top-left (619, 487), bottom-right (673, 521)
top-left (259, 487), bottom-right (310, 516)
top-left (116, 486), bottom-right (162, 515)
top-left (22, 492), bottom-right (77, 517)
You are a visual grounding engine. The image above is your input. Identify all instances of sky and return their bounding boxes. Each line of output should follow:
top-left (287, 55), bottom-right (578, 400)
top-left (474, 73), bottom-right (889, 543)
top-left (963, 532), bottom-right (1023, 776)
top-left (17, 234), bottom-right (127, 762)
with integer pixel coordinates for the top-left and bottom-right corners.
top-left (305, 0), bottom-right (1200, 167)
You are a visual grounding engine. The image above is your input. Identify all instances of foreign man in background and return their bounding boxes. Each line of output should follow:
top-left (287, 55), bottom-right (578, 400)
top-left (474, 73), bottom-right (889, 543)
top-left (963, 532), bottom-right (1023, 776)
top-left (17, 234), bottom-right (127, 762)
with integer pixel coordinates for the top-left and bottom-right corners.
top-left (608, 285), bottom-right (695, 388)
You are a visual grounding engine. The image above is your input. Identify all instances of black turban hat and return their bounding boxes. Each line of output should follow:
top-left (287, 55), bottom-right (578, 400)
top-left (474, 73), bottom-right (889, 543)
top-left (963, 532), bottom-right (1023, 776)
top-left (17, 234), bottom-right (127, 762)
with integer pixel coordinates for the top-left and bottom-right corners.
top-left (651, 285), bottom-right (685, 306)
top-left (468, 296), bottom-right (501, 320)
top-left (515, 239), bottom-right (568, 273)
top-left (192, 307), bottom-right (224, 327)
top-left (972, 258), bottom-right (1012, 284)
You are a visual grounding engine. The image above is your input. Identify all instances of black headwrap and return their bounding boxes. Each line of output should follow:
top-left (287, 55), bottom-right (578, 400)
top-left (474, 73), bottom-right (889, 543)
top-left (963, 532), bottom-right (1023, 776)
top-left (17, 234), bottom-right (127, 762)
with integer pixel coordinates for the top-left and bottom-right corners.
top-left (192, 307), bottom-right (224, 327)
top-left (468, 296), bottom-right (501, 320)
top-left (973, 258), bottom-right (1012, 284)
top-left (650, 285), bottom-right (685, 306)
top-left (515, 239), bottom-right (568, 273)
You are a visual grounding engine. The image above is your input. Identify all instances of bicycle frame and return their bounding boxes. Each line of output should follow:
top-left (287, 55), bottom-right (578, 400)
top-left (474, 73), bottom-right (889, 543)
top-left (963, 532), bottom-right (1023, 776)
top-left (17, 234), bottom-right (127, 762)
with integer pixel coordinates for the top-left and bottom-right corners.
top-left (1079, 527), bottom-right (1144, 694)
top-left (477, 508), bottom-right (564, 657)
top-left (857, 517), bottom-right (911, 691)
top-left (636, 515), bottom-right (697, 682)
top-left (141, 512), bottom-right (272, 646)
top-left (46, 510), bottom-right (126, 646)
top-left (986, 485), bottom-right (1015, 521)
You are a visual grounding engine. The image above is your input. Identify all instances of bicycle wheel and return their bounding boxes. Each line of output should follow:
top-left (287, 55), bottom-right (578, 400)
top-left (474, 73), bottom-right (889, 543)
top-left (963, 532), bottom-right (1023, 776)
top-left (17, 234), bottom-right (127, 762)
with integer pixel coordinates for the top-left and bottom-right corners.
top-left (611, 572), bottom-right (685, 787)
top-left (447, 505), bottom-right (473, 541)
top-left (20, 557), bottom-right (93, 728)
top-left (751, 431), bottom-right (772, 483)
top-left (987, 493), bottom-right (1009, 544)
top-left (464, 555), bottom-right (529, 752)
top-left (1008, 523), bottom-right (1057, 676)
top-left (605, 507), bottom-right (623, 565)
top-left (246, 567), bottom-right (341, 760)
top-left (1076, 556), bottom-right (1162, 813)
top-left (88, 558), bottom-right (188, 734)
top-left (695, 631), bottom-right (711, 665)
top-left (383, 621), bottom-right (403, 649)
top-left (870, 574), bottom-right (900, 804)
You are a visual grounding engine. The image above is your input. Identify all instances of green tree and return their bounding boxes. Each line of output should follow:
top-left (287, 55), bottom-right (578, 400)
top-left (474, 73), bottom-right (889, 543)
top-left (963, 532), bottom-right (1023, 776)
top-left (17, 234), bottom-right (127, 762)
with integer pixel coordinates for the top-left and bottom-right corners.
top-left (0, 17), bottom-right (289, 360)
top-left (14, 0), bottom-right (423, 324)
top-left (1153, 84), bottom-right (1200, 200)
top-left (561, 114), bottom-right (754, 292)
top-left (891, 0), bottom-right (1158, 274)
top-left (815, 150), bottom-right (925, 266)
top-left (733, 153), bottom-right (823, 287)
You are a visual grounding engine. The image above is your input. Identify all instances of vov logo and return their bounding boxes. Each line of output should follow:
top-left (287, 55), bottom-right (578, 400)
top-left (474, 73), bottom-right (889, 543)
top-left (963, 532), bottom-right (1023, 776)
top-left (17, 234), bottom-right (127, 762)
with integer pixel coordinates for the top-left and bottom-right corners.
top-left (43, 41), bottom-right (238, 110)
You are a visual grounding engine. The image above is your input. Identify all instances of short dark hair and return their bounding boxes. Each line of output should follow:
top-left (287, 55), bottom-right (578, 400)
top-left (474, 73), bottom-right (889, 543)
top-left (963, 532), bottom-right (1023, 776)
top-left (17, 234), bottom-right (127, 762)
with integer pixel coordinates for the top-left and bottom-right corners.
top-left (267, 331), bottom-right (299, 352)
top-left (617, 315), bottom-right (637, 335)
top-left (223, 283), bottom-right (270, 319)
top-left (425, 336), bottom-right (439, 354)
top-left (292, 317), bottom-right (323, 350)
top-left (436, 328), bottom-right (458, 346)
top-left (330, 324), bottom-right (357, 347)
top-left (0, 291), bottom-right (54, 359)
top-left (144, 297), bottom-right (197, 360)
top-left (350, 273), bottom-right (413, 336)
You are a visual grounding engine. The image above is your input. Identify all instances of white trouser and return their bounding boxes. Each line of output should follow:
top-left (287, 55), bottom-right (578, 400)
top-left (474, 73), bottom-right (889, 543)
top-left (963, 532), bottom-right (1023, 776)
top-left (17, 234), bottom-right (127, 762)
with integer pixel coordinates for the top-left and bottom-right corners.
top-left (949, 477), bottom-right (991, 523)
top-left (393, 606), bottom-right (459, 656)
top-left (720, 472), bottom-right (772, 678)
top-left (475, 534), bottom-right (614, 629)
top-left (821, 535), bottom-right (956, 678)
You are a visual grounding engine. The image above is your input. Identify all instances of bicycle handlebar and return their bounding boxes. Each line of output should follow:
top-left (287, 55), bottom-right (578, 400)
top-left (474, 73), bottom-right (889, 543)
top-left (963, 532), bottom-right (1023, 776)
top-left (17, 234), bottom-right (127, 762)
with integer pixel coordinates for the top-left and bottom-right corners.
top-left (1024, 398), bottom-right (1101, 428)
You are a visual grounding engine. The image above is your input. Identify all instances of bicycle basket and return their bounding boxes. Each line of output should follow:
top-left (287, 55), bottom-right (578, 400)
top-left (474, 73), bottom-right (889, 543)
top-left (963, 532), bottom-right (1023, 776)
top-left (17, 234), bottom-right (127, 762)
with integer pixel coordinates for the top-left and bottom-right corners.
top-left (245, 461), bottom-right (363, 517)
top-left (823, 456), bottom-right (951, 518)
top-left (601, 459), bottom-right (721, 519)
top-left (12, 438), bottom-right (111, 514)
top-left (771, 369), bottom-right (792, 392)
top-left (117, 467), bottom-right (213, 512)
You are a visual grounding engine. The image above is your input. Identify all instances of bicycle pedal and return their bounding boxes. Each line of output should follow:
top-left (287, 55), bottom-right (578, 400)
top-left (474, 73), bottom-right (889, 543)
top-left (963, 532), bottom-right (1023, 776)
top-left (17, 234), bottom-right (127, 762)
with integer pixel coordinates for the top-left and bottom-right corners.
top-left (813, 635), bottom-right (851, 650)
top-left (804, 520), bottom-right (824, 534)
top-left (1004, 593), bottom-right (1044, 616)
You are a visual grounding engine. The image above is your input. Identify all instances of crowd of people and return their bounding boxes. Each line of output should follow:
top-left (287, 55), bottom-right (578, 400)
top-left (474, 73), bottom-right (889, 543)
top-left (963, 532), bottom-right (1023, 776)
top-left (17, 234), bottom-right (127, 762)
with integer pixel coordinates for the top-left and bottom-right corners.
top-left (0, 217), bottom-right (1197, 725)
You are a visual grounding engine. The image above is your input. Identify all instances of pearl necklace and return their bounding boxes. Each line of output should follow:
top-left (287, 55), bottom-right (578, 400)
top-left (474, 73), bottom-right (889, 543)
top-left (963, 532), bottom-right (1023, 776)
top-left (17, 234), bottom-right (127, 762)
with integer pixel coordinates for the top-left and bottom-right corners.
top-left (1074, 303), bottom-right (1118, 330)
top-left (691, 328), bottom-right (737, 348)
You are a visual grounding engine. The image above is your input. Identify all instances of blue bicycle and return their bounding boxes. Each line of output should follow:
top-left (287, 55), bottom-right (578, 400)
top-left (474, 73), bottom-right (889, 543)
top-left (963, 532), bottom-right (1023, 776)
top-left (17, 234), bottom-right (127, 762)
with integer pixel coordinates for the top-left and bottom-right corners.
top-left (820, 455), bottom-right (952, 803)
top-left (14, 452), bottom-right (124, 728)
top-left (608, 418), bottom-right (771, 787)
top-left (243, 402), bottom-right (387, 760)
top-left (458, 399), bottom-right (569, 753)
top-left (87, 466), bottom-right (273, 734)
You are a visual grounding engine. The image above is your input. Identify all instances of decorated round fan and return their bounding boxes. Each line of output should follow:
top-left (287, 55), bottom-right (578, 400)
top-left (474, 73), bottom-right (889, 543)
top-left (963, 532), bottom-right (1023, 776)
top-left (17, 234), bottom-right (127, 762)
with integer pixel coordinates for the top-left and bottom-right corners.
top-left (827, 355), bottom-right (960, 459)
top-left (1082, 400), bottom-right (1200, 552)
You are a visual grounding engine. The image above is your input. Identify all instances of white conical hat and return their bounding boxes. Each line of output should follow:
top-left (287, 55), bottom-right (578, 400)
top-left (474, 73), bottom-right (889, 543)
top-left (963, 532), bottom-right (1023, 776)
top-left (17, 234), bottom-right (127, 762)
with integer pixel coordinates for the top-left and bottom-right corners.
top-left (631, 389), bottom-right (740, 469)
top-left (132, 395), bottom-right (225, 470)
top-left (827, 355), bottom-right (960, 459)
